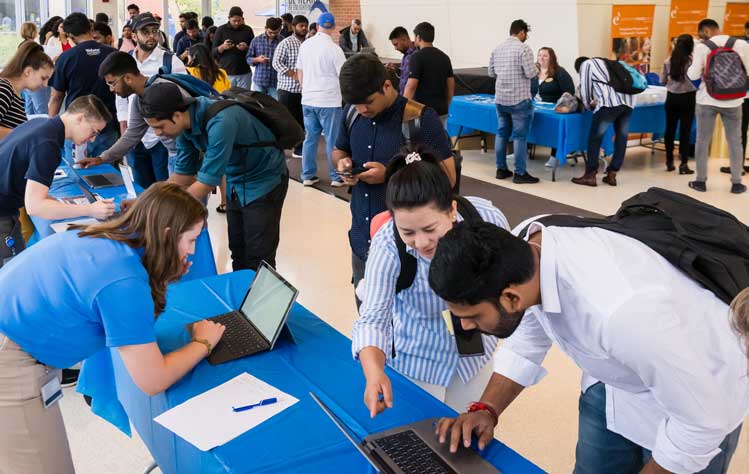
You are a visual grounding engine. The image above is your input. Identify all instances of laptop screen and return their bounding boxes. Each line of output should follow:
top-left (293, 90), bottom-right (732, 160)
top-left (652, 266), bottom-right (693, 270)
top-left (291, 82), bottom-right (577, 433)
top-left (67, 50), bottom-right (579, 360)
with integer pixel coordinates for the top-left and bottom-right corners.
top-left (239, 264), bottom-right (297, 344)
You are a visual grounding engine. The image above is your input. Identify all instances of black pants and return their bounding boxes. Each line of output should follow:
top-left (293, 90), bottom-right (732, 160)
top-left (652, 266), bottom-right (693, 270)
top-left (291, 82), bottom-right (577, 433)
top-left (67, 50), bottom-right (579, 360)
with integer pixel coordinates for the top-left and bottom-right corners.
top-left (226, 173), bottom-right (289, 271)
top-left (0, 215), bottom-right (24, 270)
top-left (278, 90), bottom-right (304, 153)
top-left (664, 91), bottom-right (696, 166)
top-left (741, 98), bottom-right (749, 162)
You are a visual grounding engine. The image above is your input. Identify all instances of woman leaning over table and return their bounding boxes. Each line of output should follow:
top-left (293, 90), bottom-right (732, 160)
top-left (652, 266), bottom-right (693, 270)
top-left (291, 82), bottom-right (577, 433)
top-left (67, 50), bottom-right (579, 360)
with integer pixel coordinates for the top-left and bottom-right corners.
top-left (0, 183), bottom-right (225, 474)
top-left (531, 46), bottom-right (575, 168)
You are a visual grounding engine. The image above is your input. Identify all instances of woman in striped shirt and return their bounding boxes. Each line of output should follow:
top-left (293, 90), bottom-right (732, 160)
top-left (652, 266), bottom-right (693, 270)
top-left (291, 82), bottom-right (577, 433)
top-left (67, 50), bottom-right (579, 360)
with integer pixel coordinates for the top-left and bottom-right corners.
top-left (353, 147), bottom-right (509, 417)
top-left (0, 41), bottom-right (54, 139)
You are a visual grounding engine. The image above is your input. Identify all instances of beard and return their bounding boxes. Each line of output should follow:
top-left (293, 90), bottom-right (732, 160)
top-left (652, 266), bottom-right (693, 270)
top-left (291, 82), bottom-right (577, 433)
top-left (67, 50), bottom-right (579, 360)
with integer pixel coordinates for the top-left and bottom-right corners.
top-left (137, 38), bottom-right (157, 52)
top-left (483, 300), bottom-right (526, 338)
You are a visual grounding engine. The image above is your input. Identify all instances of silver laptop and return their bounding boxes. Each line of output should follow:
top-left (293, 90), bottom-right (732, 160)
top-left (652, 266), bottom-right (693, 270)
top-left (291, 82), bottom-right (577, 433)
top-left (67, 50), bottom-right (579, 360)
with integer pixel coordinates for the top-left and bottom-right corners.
top-left (310, 392), bottom-right (499, 474)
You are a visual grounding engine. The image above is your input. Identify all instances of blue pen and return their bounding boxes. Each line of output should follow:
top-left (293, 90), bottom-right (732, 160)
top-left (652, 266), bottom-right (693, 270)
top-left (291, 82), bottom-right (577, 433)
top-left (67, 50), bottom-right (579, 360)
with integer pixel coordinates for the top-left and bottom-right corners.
top-left (232, 397), bottom-right (278, 412)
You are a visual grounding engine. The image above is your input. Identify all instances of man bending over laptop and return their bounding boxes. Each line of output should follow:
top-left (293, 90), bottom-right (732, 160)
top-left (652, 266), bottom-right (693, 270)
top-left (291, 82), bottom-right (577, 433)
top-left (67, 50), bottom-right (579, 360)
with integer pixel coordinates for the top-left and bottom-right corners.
top-left (0, 95), bottom-right (116, 268)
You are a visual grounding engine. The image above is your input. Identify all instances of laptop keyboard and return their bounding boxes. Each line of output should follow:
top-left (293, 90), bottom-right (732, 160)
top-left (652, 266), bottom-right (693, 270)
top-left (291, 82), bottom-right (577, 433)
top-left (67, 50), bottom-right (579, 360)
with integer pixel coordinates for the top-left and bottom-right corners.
top-left (209, 311), bottom-right (268, 356)
top-left (373, 430), bottom-right (456, 474)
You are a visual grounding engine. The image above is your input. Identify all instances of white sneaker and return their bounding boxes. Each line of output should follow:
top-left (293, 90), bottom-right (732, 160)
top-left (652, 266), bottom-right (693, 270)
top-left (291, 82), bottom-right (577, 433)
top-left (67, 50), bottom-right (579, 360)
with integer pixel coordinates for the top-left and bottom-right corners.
top-left (303, 177), bottom-right (319, 186)
top-left (331, 180), bottom-right (345, 188)
top-left (545, 156), bottom-right (558, 168)
top-left (291, 152), bottom-right (302, 158)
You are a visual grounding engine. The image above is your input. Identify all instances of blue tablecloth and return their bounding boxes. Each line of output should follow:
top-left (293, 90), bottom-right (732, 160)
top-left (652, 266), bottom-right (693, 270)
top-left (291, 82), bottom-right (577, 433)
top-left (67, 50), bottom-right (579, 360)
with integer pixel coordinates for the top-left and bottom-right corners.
top-left (81, 271), bottom-right (545, 474)
top-left (446, 94), bottom-right (687, 164)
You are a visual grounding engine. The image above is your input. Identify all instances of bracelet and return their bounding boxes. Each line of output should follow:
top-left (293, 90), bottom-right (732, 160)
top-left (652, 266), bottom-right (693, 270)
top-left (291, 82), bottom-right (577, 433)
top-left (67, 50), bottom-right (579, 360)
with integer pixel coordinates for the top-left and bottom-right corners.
top-left (192, 338), bottom-right (212, 356)
top-left (468, 402), bottom-right (499, 426)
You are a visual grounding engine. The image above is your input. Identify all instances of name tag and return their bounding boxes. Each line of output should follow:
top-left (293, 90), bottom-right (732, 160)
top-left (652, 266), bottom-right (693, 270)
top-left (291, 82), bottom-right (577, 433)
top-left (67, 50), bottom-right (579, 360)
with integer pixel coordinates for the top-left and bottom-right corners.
top-left (41, 376), bottom-right (63, 409)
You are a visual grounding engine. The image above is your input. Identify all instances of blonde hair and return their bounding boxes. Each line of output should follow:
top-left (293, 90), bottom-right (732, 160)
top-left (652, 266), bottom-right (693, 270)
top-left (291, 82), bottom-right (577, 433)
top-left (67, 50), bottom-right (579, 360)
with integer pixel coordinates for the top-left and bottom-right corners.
top-left (20, 22), bottom-right (37, 41)
top-left (730, 287), bottom-right (749, 355)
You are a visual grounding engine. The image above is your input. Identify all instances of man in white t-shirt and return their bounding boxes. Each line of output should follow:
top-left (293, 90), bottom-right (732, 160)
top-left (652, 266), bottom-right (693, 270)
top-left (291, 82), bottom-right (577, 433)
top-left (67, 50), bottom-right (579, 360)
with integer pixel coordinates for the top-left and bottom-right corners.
top-left (295, 12), bottom-right (346, 187)
top-left (687, 18), bottom-right (748, 194)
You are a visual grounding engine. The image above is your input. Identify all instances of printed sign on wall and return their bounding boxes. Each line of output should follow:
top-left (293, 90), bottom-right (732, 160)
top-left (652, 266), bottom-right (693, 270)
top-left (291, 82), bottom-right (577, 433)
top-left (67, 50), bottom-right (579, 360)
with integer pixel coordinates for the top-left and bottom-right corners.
top-left (668, 0), bottom-right (709, 50)
top-left (725, 3), bottom-right (749, 37)
top-left (611, 4), bottom-right (656, 73)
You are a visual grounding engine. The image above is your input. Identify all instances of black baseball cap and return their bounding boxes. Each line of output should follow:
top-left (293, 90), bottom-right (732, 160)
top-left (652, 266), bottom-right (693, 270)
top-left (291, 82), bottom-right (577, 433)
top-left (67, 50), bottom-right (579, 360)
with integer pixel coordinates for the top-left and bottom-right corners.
top-left (140, 82), bottom-right (195, 120)
top-left (132, 12), bottom-right (160, 31)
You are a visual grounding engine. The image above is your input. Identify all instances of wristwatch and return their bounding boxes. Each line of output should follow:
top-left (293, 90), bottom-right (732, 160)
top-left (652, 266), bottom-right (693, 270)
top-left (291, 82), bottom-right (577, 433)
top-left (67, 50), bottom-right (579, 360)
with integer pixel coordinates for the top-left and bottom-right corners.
top-left (192, 338), bottom-right (212, 355)
top-left (468, 402), bottom-right (499, 426)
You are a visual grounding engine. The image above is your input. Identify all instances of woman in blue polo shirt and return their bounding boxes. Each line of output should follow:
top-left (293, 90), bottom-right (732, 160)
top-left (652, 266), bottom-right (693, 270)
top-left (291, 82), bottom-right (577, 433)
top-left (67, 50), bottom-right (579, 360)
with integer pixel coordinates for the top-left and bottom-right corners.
top-left (352, 147), bottom-right (509, 418)
top-left (0, 182), bottom-right (225, 474)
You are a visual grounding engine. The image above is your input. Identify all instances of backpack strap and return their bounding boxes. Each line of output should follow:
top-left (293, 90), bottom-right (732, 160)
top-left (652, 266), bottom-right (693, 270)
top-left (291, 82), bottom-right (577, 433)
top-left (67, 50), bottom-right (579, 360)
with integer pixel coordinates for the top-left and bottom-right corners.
top-left (703, 39), bottom-right (719, 51)
top-left (454, 196), bottom-right (481, 224)
top-left (401, 99), bottom-right (425, 145)
top-left (345, 105), bottom-right (359, 136)
top-left (203, 99), bottom-right (280, 150)
top-left (393, 220), bottom-right (418, 295)
top-left (159, 49), bottom-right (174, 75)
top-left (726, 37), bottom-right (738, 50)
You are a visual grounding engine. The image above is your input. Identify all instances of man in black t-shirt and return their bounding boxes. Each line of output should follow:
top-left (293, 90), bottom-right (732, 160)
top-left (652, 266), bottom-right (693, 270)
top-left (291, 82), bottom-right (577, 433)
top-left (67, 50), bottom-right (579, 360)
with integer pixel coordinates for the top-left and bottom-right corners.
top-left (212, 6), bottom-right (255, 89)
top-left (403, 22), bottom-right (454, 121)
top-left (48, 13), bottom-right (118, 161)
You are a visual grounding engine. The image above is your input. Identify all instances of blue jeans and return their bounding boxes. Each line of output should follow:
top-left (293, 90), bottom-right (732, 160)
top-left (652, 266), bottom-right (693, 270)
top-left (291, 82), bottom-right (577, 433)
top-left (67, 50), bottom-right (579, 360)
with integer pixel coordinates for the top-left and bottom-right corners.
top-left (228, 73), bottom-right (252, 90)
top-left (63, 129), bottom-right (119, 164)
top-left (23, 87), bottom-right (50, 115)
top-left (575, 383), bottom-right (742, 474)
top-left (301, 105), bottom-right (342, 181)
top-left (495, 99), bottom-right (534, 175)
top-left (251, 83), bottom-right (278, 100)
top-left (127, 141), bottom-right (170, 189)
top-left (586, 105), bottom-right (633, 173)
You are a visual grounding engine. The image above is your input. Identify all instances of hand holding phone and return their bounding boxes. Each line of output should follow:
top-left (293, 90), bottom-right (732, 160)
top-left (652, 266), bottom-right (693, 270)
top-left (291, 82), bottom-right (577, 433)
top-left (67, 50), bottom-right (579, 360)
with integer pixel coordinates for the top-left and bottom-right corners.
top-left (336, 166), bottom-right (368, 177)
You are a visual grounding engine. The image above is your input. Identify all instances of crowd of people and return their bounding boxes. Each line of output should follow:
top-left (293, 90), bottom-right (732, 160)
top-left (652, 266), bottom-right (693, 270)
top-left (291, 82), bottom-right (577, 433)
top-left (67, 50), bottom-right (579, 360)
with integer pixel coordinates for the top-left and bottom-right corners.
top-left (0, 7), bottom-right (748, 474)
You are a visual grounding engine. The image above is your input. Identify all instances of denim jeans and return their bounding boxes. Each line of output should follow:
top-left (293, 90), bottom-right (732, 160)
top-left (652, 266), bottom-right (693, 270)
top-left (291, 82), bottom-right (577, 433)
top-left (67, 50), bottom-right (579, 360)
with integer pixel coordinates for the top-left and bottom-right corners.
top-left (495, 99), bottom-right (534, 175)
top-left (251, 83), bottom-right (278, 100)
top-left (574, 383), bottom-right (742, 474)
top-left (586, 105), bottom-right (633, 173)
top-left (695, 104), bottom-right (744, 184)
top-left (301, 105), bottom-right (342, 181)
top-left (228, 73), bottom-right (252, 90)
top-left (127, 141), bottom-right (170, 189)
top-left (63, 129), bottom-right (119, 164)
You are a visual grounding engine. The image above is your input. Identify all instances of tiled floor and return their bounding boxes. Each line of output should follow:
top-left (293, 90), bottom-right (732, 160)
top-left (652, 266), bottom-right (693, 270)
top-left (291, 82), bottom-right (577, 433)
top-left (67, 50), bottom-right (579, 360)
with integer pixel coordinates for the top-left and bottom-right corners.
top-left (63, 148), bottom-right (748, 473)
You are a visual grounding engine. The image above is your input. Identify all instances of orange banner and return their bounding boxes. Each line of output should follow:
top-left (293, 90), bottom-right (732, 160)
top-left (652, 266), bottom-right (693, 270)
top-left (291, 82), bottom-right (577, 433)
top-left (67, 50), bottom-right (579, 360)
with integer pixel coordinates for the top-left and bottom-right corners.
top-left (668, 0), bottom-right (709, 40)
top-left (725, 3), bottom-right (749, 36)
top-left (611, 4), bottom-right (656, 73)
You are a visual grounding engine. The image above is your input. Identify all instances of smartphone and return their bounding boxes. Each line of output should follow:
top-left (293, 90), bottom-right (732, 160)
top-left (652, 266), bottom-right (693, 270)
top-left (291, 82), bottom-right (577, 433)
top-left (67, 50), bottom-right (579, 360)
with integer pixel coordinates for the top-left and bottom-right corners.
top-left (226, 39), bottom-right (235, 45)
top-left (451, 312), bottom-right (485, 357)
top-left (336, 166), bottom-right (368, 177)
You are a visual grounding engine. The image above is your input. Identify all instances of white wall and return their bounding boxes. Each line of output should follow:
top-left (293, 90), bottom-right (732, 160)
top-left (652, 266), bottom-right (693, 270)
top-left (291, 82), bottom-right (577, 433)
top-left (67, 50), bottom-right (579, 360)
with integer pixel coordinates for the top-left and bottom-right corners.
top-left (360, 0), bottom-right (580, 73)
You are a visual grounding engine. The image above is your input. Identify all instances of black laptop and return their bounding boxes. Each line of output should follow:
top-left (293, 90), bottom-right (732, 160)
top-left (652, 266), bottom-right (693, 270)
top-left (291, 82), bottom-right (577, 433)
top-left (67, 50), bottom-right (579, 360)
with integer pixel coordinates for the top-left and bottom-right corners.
top-left (81, 173), bottom-right (123, 189)
top-left (203, 262), bottom-right (299, 365)
top-left (310, 392), bottom-right (499, 474)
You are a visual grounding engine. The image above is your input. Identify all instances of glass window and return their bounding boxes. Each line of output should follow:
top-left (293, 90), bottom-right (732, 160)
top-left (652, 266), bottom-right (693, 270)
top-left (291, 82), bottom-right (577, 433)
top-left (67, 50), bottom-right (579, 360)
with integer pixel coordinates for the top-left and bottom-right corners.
top-left (210, 0), bottom-right (276, 32)
top-left (69, 0), bottom-right (87, 15)
top-left (0, 0), bottom-right (16, 32)
top-left (24, 0), bottom-right (45, 26)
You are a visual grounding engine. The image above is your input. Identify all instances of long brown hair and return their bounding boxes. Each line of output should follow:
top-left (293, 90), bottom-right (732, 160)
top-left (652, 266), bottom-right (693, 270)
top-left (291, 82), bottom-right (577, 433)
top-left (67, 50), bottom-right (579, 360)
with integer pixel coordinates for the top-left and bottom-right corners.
top-left (75, 183), bottom-right (208, 316)
top-left (0, 41), bottom-right (53, 79)
top-left (538, 47), bottom-right (559, 79)
top-left (187, 43), bottom-right (221, 87)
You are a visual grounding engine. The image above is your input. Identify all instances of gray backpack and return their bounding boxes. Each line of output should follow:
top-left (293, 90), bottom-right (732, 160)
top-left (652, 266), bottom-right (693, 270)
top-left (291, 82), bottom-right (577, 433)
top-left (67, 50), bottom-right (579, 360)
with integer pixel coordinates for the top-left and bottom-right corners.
top-left (703, 37), bottom-right (749, 100)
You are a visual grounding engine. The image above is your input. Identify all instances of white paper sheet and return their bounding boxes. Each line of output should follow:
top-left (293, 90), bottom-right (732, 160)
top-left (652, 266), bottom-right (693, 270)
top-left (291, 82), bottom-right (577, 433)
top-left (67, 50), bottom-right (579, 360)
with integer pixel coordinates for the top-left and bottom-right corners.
top-left (153, 372), bottom-right (298, 451)
top-left (50, 218), bottom-right (98, 233)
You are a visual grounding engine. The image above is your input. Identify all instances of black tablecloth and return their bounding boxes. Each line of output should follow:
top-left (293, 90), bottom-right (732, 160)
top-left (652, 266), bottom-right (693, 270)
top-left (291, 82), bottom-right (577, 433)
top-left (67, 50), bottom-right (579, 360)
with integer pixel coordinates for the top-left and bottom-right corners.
top-left (454, 67), bottom-right (495, 95)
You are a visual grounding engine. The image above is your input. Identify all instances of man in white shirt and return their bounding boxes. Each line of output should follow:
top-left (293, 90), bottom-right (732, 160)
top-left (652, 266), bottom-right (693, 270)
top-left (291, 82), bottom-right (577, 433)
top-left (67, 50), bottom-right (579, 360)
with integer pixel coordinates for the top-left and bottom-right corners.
top-left (295, 12), bottom-right (346, 187)
top-left (687, 18), bottom-right (748, 194)
top-left (82, 13), bottom-right (186, 188)
top-left (428, 220), bottom-right (748, 474)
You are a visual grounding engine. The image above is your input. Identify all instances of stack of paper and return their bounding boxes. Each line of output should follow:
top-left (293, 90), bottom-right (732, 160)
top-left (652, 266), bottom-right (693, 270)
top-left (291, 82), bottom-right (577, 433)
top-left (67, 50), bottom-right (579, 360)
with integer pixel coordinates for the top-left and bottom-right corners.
top-left (154, 372), bottom-right (298, 451)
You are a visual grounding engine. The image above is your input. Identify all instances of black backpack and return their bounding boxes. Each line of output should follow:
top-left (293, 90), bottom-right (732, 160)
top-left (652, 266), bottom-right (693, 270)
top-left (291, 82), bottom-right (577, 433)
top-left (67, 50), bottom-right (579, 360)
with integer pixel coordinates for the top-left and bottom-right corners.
top-left (393, 196), bottom-right (481, 294)
top-left (595, 58), bottom-right (647, 95)
top-left (202, 87), bottom-right (305, 150)
top-left (520, 187), bottom-right (749, 305)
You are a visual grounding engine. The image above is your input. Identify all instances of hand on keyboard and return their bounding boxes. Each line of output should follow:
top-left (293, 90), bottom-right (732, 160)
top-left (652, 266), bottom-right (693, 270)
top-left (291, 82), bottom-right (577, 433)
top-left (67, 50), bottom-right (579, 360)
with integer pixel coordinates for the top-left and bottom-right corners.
top-left (436, 410), bottom-right (497, 453)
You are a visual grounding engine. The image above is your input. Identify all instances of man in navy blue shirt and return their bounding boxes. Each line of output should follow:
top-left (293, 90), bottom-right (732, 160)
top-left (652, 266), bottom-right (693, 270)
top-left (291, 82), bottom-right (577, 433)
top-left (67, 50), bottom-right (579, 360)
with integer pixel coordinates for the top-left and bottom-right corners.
top-left (48, 13), bottom-right (118, 161)
top-left (0, 95), bottom-right (116, 269)
top-left (333, 54), bottom-right (455, 303)
top-left (175, 18), bottom-right (203, 62)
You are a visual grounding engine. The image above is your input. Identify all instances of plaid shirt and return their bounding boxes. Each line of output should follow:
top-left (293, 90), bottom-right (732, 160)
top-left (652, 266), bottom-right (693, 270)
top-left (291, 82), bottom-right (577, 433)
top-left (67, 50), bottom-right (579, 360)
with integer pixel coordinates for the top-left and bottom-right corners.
top-left (488, 37), bottom-right (538, 106)
top-left (247, 34), bottom-right (281, 88)
top-left (272, 35), bottom-right (303, 93)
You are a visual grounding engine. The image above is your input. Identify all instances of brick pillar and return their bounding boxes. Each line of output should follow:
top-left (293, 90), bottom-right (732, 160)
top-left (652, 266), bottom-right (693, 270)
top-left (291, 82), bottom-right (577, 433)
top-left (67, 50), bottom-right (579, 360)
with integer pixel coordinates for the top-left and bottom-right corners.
top-left (328, 0), bottom-right (362, 43)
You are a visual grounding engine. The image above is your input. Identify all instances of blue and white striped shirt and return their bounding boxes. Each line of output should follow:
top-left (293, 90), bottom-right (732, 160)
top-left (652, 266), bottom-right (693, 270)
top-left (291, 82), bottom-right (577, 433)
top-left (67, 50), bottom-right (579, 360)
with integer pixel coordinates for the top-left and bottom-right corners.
top-left (579, 58), bottom-right (635, 112)
top-left (352, 197), bottom-right (509, 386)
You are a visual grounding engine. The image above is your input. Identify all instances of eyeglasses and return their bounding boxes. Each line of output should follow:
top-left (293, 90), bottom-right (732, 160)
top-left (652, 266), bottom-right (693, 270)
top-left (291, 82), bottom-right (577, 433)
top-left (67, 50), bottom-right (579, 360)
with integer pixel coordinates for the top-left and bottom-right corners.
top-left (105, 75), bottom-right (124, 89)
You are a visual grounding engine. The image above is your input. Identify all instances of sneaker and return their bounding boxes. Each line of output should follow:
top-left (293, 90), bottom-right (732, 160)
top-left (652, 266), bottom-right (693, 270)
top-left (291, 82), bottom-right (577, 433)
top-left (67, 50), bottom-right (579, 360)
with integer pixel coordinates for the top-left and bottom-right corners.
top-left (302, 176), bottom-right (319, 186)
top-left (513, 172), bottom-right (540, 184)
top-left (61, 368), bottom-right (80, 388)
top-left (331, 180), bottom-right (345, 188)
top-left (688, 180), bottom-right (706, 192)
top-left (720, 166), bottom-right (747, 176)
top-left (731, 183), bottom-right (747, 194)
top-left (495, 168), bottom-right (513, 180)
top-left (291, 151), bottom-right (303, 159)
top-left (679, 163), bottom-right (694, 175)
top-left (544, 156), bottom-right (558, 168)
